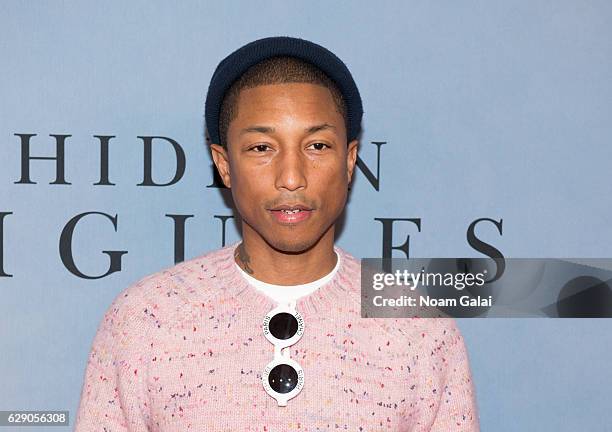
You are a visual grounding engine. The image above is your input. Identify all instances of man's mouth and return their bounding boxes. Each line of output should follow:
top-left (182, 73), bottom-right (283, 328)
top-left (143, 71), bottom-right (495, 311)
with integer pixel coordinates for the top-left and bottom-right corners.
top-left (268, 207), bottom-right (313, 224)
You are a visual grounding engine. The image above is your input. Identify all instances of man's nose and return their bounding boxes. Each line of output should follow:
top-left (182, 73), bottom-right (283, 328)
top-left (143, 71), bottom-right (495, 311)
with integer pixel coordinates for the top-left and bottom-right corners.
top-left (274, 147), bottom-right (307, 192)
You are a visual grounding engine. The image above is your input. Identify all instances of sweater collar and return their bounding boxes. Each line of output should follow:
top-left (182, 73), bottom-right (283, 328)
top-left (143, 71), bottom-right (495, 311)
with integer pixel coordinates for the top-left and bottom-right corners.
top-left (207, 240), bottom-right (360, 320)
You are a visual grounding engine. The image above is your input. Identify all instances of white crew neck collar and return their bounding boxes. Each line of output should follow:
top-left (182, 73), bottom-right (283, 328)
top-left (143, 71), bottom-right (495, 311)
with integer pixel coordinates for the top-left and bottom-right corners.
top-left (234, 250), bottom-right (341, 304)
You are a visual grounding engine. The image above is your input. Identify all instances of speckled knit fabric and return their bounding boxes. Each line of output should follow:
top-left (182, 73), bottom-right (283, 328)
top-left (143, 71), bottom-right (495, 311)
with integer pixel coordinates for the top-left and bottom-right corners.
top-left (74, 240), bottom-right (480, 431)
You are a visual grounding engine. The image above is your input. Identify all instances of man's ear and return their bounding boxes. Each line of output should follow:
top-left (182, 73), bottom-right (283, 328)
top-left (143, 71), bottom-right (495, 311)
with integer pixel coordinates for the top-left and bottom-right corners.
top-left (210, 143), bottom-right (231, 188)
top-left (346, 139), bottom-right (359, 184)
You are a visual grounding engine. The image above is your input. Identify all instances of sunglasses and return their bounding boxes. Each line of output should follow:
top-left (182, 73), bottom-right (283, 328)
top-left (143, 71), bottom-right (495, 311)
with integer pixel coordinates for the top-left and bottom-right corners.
top-left (262, 301), bottom-right (305, 406)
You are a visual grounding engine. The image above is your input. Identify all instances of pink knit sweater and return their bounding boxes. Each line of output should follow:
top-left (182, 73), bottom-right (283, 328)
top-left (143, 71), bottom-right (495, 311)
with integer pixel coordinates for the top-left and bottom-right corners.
top-left (74, 241), bottom-right (480, 431)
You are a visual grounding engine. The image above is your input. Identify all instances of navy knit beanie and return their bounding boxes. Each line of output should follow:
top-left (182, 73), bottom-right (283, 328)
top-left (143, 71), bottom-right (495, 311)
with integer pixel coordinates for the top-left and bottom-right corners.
top-left (204, 35), bottom-right (363, 146)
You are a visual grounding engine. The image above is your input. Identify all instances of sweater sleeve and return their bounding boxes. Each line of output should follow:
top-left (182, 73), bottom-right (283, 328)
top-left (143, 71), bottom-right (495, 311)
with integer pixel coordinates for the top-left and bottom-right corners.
top-left (429, 319), bottom-right (480, 431)
top-left (74, 287), bottom-right (151, 431)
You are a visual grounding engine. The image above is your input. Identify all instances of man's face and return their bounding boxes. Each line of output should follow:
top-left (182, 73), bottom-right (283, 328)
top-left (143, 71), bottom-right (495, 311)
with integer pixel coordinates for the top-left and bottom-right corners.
top-left (210, 82), bottom-right (358, 253)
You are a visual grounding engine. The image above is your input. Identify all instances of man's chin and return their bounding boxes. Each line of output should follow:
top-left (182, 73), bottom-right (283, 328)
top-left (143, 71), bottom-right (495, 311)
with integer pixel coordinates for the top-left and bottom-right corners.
top-left (265, 236), bottom-right (318, 255)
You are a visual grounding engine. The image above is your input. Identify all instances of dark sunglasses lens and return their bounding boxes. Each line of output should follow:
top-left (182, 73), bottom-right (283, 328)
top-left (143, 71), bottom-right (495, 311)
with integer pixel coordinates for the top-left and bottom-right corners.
top-left (269, 312), bottom-right (298, 340)
top-left (268, 363), bottom-right (299, 394)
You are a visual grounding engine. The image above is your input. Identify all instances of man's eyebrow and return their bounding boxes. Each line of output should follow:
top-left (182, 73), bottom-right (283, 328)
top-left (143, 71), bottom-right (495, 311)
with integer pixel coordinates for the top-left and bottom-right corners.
top-left (305, 123), bottom-right (337, 134)
top-left (239, 123), bottom-right (337, 136)
top-left (239, 125), bottom-right (275, 136)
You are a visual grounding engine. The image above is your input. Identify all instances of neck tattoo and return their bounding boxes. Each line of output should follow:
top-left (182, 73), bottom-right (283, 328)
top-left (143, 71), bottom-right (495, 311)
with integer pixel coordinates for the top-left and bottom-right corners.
top-left (234, 242), bottom-right (254, 275)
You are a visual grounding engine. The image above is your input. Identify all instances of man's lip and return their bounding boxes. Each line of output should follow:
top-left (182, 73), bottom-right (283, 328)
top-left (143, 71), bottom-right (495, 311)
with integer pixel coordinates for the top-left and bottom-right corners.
top-left (268, 208), bottom-right (313, 224)
top-left (268, 205), bottom-right (313, 211)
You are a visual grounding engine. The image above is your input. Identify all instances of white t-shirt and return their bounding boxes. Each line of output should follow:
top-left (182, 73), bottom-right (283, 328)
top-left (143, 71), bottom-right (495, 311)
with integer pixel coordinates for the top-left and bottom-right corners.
top-left (235, 250), bottom-right (341, 305)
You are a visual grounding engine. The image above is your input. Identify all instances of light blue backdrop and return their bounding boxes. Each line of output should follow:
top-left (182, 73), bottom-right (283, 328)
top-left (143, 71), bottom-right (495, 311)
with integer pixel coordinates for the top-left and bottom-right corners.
top-left (1, 1), bottom-right (611, 430)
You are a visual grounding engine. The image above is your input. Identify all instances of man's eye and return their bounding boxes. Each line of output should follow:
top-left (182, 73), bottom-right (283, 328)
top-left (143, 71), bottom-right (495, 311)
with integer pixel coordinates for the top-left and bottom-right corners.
top-left (308, 142), bottom-right (331, 151)
top-left (249, 144), bottom-right (271, 152)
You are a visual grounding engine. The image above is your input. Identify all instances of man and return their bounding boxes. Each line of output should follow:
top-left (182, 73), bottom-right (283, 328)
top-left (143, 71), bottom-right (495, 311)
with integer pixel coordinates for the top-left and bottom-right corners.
top-left (75, 36), bottom-right (480, 431)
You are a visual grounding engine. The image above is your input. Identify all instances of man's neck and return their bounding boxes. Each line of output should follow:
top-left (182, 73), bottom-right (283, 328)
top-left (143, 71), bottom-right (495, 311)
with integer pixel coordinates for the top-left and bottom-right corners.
top-left (233, 231), bottom-right (338, 286)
